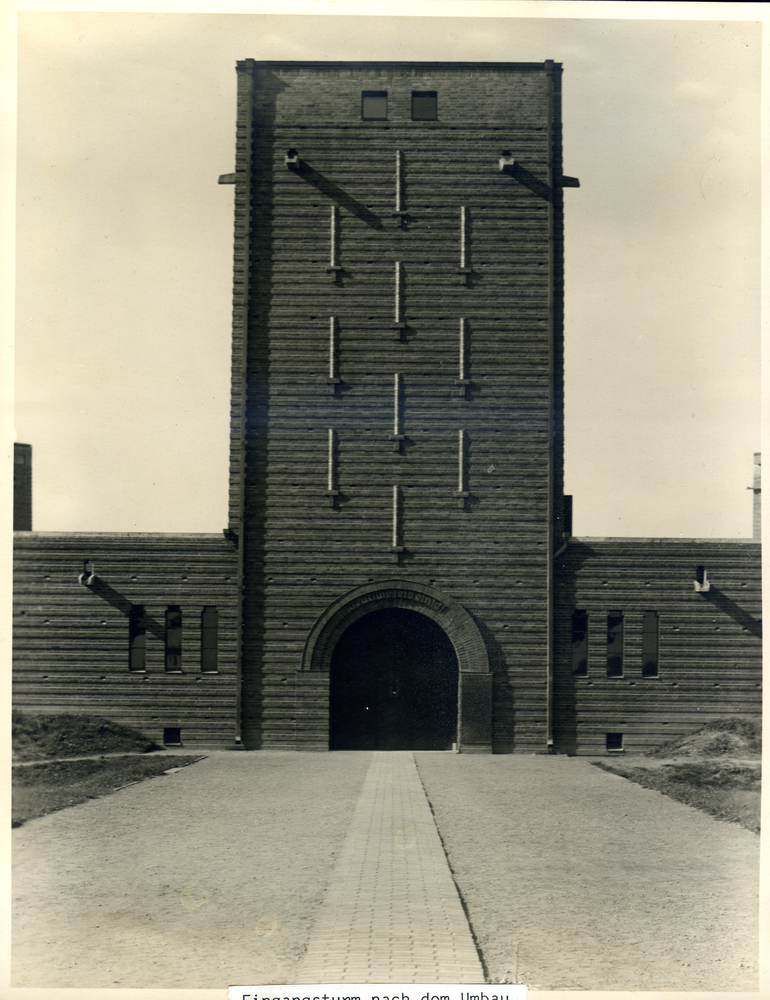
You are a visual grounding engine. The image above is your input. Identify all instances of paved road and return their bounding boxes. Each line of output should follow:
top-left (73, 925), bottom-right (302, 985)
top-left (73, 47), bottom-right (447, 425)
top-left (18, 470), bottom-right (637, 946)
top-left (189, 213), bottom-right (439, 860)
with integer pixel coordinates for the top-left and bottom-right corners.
top-left (12, 751), bottom-right (759, 991)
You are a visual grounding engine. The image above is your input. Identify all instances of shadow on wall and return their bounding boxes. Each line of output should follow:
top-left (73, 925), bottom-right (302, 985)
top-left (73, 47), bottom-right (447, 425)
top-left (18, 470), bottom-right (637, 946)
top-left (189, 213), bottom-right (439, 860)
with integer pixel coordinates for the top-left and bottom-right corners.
top-left (292, 160), bottom-right (384, 231)
top-left (84, 577), bottom-right (164, 640)
top-left (551, 542), bottom-right (593, 756)
top-left (467, 612), bottom-right (512, 753)
top-left (700, 587), bottom-right (762, 638)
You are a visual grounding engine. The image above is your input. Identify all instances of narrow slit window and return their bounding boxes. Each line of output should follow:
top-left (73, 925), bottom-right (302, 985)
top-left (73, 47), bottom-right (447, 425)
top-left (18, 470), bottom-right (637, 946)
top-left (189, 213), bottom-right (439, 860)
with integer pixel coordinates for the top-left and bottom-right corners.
top-left (642, 610), bottom-right (659, 677)
top-left (129, 605), bottom-right (146, 672)
top-left (201, 606), bottom-right (218, 673)
top-left (412, 91), bottom-right (437, 120)
top-left (571, 610), bottom-right (588, 675)
top-left (165, 605), bottom-right (182, 672)
top-left (607, 610), bottom-right (623, 677)
top-left (362, 91), bottom-right (387, 120)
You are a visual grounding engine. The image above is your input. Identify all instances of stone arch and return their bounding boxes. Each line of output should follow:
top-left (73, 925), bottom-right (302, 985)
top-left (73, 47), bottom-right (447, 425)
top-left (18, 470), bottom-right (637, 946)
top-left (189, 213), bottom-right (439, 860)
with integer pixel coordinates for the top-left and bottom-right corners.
top-left (301, 578), bottom-right (490, 675)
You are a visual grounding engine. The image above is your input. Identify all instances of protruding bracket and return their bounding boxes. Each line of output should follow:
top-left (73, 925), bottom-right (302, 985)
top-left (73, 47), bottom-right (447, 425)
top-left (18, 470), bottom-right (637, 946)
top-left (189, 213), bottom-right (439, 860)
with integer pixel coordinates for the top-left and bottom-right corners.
top-left (285, 148), bottom-right (300, 171)
top-left (458, 319), bottom-right (470, 386)
top-left (456, 378), bottom-right (472, 400)
top-left (326, 428), bottom-right (340, 502)
top-left (218, 173), bottom-right (236, 185)
top-left (458, 207), bottom-right (472, 283)
top-left (694, 566), bottom-right (711, 593)
top-left (222, 527), bottom-right (239, 548)
top-left (456, 491), bottom-right (471, 511)
top-left (327, 377), bottom-right (344, 397)
top-left (390, 545), bottom-right (405, 565)
top-left (393, 151), bottom-right (407, 226)
top-left (393, 262), bottom-right (403, 328)
top-left (78, 560), bottom-right (96, 586)
top-left (392, 374), bottom-right (404, 444)
top-left (327, 207), bottom-right (341, 278)
top-left (498, 154), bottom-right (517, 173)
top-left (390, 434), bottom-right (406, 454)
top-left (561, 175), bottom-right (580, 188)
top-left (457, 266), bottom-right (473, 286)
top-left (391, 484), bottom-right (402, 552)
top-left (392, 323), bottom-right (408, 342)
top-left (324, 489), bottom-right (341, 510)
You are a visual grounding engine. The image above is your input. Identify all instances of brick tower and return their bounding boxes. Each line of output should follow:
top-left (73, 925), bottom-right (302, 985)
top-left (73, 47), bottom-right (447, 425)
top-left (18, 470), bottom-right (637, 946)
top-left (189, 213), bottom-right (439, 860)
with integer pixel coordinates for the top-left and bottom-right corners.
top-left (223, 61), bottom-right (577, 751)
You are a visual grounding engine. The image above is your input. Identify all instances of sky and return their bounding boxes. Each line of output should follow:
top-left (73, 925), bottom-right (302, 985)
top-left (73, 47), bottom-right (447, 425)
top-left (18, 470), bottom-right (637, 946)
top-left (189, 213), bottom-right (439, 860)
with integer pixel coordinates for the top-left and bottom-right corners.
top-left (7, 2), bottom-right (766, 538)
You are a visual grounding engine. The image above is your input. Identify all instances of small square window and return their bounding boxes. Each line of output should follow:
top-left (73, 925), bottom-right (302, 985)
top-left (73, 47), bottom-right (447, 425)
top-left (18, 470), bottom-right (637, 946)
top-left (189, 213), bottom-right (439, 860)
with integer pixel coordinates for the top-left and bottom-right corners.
top-left (606, 732), bottom-right (624, 752)
top-left (362, 91), bottom-right (387, 120)
top-left (164, 727), bottom-right (182, 745)
top-left (412, 91), bottom-right (438, 120)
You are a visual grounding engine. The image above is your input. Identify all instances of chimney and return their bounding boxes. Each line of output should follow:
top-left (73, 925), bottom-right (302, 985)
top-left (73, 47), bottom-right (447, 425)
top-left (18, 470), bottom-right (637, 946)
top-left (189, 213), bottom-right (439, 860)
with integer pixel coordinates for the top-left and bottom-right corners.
top-left (751, 453), bottom-right (761, 541)
top-left (13, 444), bottom-right (32, 531)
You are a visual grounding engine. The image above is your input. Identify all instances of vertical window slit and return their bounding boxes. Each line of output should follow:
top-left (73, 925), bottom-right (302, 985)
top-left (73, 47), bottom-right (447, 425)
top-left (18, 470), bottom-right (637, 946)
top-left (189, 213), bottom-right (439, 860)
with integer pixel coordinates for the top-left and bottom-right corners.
top-left (642, 610), bottom-right (659, 677)
top-left (165, 605), bottom-right (182, 672)
top-left (571, 610), bottom-right (588, 675)
top-left (129, 605), bottom-right (146, 672)
top-left (607, 610), bottom-right (623, 677)
top-left (201, 606), bottom-right (218, 673)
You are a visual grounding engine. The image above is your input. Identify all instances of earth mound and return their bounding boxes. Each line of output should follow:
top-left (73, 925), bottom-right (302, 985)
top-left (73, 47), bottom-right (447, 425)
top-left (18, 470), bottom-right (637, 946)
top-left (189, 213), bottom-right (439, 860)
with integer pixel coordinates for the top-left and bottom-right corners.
top-left (645, 717), bottom-right (761, 759)
top-left (12, 710), bottom-right (162, 761)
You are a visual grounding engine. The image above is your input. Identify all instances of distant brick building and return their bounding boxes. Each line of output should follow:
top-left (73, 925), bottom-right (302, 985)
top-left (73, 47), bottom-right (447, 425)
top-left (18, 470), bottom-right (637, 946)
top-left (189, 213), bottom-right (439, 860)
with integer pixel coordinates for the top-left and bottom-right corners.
top-left (13, 444), bottom-right (32, 532)
top-left (12, 61), bottom-right (761, 753)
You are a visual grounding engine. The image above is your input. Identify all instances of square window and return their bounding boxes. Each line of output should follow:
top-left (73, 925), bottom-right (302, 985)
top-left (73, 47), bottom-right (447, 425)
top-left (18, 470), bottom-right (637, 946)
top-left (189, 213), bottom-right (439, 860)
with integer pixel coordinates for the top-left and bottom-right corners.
top-left (362, 91), bottom-right (387, 120)
top-left (412, 91), bottom-right (438, 120)
top-left (164, 727), bottom-right (182, 745)
top-left (606, 732), bottom-right (624, 752)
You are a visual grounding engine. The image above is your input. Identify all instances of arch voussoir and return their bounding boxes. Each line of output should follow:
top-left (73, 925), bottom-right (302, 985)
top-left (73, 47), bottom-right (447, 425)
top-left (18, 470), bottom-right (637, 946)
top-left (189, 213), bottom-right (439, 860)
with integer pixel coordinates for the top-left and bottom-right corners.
top-left (301, 579), bottom-right (489, 675)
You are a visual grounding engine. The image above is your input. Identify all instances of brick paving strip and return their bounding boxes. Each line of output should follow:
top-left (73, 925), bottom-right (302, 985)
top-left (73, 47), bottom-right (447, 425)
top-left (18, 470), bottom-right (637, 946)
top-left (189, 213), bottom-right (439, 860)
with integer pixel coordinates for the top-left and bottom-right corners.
top-left (295, 751), bottom-right (485, 984)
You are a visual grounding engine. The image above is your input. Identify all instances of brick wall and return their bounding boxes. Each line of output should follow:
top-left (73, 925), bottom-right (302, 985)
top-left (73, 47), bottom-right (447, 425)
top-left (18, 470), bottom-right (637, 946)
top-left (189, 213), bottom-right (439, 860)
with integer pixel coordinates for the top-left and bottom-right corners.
top-left (553, 537), bottom-right (762, 754)
top-left (13, 533), bottom-right (240, 749)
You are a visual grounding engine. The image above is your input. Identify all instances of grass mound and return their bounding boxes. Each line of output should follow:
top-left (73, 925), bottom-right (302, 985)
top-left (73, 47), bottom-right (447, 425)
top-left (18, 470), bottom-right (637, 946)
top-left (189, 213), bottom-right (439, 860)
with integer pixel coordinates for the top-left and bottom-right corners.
top-left (12, 755), bottom-right (205, 827)
top-left (594, 761), bottom-right (760, 834)
top-left (12, 710), bottom-right (162, 761)
top-left (594, 718), bottom-right (762, 834)
top-left (645, 716), bottom-right (761, 759)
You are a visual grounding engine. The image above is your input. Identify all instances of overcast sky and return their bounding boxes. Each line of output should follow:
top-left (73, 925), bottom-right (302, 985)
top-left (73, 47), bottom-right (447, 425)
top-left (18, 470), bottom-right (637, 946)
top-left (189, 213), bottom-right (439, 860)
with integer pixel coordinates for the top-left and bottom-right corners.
top-left (8, 3), bottom-right (764, 538)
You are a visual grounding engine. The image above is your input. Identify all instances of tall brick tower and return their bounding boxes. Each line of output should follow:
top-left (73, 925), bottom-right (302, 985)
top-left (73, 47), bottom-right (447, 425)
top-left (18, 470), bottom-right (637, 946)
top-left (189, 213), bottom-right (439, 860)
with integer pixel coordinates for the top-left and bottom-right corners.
top-left (222, 61), bottom-right (577, 751)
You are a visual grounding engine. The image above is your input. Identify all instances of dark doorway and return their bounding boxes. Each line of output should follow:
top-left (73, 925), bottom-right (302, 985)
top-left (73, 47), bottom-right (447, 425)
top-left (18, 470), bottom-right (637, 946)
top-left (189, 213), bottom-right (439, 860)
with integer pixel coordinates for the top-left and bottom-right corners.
top-left (329, 608), bottom-right (458, 750)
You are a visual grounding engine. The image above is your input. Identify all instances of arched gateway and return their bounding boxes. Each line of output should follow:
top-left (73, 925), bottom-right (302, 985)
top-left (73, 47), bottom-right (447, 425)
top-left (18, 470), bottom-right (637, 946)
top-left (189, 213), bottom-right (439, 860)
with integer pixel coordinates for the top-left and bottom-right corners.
top-left (297, 580), bottom-right (493, 752)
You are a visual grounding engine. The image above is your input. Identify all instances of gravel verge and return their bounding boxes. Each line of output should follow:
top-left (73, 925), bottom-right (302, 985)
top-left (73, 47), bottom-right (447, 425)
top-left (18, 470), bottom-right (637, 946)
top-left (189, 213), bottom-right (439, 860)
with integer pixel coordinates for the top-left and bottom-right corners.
top-left (414, 752), bottom-right (759, 992)
top-left (13, 751), bottom-right (371, 988)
